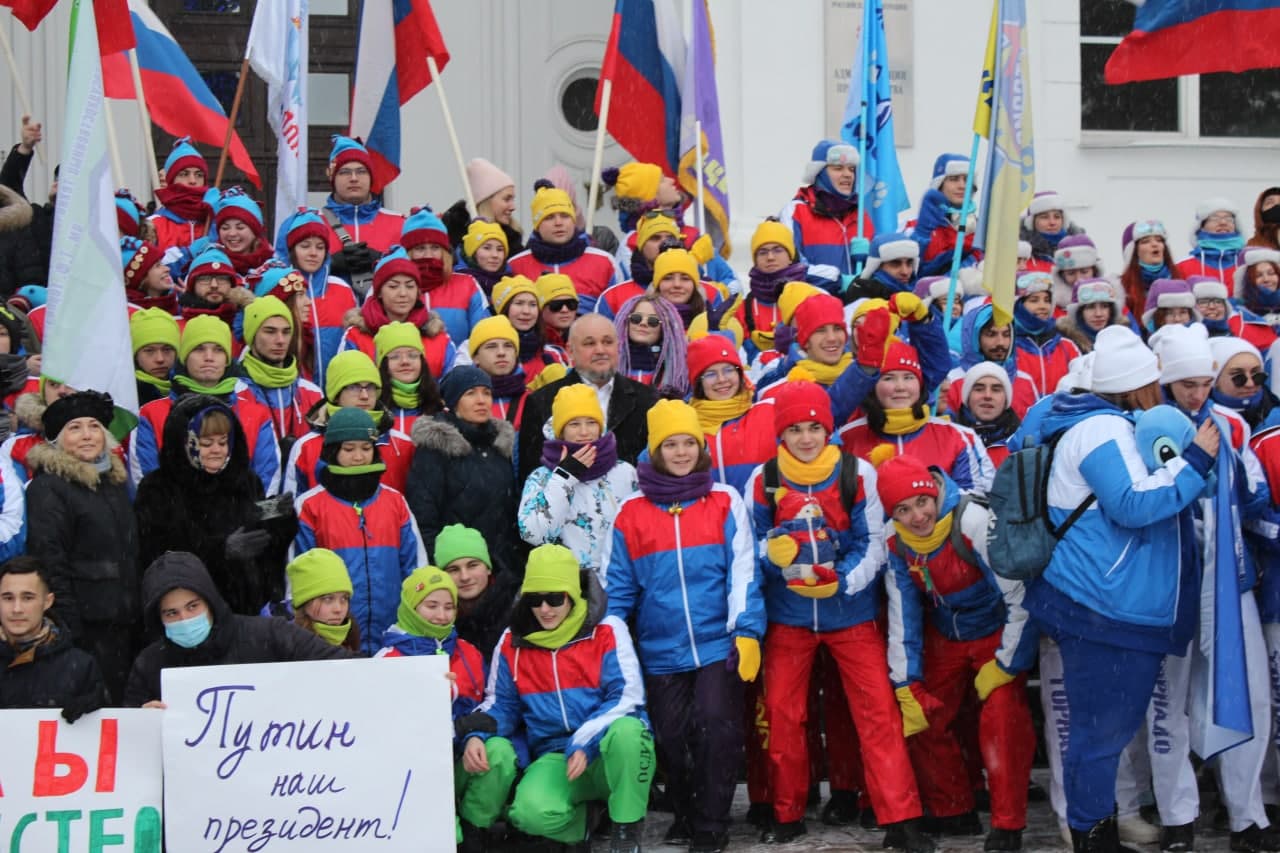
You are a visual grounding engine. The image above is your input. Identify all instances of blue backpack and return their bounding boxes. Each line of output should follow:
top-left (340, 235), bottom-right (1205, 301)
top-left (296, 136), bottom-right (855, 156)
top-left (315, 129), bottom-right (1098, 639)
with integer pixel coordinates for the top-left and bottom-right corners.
top-left (985, 431), bottom-right (1095, 581)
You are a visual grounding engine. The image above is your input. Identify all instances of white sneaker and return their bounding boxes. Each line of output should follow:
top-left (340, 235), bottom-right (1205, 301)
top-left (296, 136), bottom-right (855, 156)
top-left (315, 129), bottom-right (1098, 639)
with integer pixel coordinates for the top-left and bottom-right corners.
top-left (1118, 813), bottom-right (1161, 844)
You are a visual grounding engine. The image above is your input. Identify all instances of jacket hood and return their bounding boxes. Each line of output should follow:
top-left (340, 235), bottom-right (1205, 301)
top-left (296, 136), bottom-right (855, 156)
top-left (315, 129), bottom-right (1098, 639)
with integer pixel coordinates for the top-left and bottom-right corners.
top-left (411, 412), bottom-right (514, 459)
top-left (935, 468), bottom-right (963, 519)
top-left (140, 550), bottom-right (234, 640)
top-left (14, 391), bottom-right (46, 433)
top-left (157, 394), bottom-right (252, 483)
top-left (0, 185), bottom-right (33, 233)
top-left (1038, 391), bottom-right (1128, 439)
top-left (508, 570), bottom-right (607, 647)
top-left (26, 440), bottom-right (127, 489)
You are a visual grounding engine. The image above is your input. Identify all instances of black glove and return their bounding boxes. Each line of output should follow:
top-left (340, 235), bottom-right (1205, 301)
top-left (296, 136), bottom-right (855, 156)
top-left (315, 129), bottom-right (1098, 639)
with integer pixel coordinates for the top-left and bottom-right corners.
top-left (225, 526), bottom-right (272, 561)
top-left (454, 711), bottom-right (498, 739)
top-left (254, 493), bottom-right (296, 523)
top-left (338, 241), bottom-right (378, 273)
top-left (61, 691), bottom-right (104, 724)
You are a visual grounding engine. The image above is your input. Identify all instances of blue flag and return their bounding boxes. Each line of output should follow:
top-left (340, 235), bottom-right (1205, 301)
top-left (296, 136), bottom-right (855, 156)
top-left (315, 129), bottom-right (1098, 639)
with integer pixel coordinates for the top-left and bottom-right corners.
top-left (840, 0), bottom-right (909, 235)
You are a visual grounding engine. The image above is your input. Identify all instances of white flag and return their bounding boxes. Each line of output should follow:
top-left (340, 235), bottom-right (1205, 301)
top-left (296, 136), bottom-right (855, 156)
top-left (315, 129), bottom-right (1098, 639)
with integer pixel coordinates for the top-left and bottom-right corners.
top-left (247, 0), bottom-right (309, 237)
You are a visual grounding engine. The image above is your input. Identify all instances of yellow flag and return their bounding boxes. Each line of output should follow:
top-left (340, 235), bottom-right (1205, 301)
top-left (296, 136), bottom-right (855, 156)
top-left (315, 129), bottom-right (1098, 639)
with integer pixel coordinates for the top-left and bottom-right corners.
top-left (973, 1), bottom-right (998, 137)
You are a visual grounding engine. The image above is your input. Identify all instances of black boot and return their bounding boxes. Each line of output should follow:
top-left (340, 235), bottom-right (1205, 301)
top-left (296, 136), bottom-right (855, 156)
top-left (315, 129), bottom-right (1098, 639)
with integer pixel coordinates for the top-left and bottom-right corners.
top-left (760, 819), bottom-right (807, 844)
top-left (884, 818), bottom-right (937, 853)
top-left (925, 810), bottom-right (984, 836)
top-left (746, 803), bottom-right (773, 830)
top-left (1160, 822), bottom-right (1195, 853)
top-left (662, 815), bottom-right (692, 846)
top-left (458, 820), bottom-right (488, 853)
top-left (1070, 815), bottom-right (1140, 853)
top-left (689, 830), bottom-right (730, 853)
top-left (821, 789), bottom-right (862, 826)
top-left (984, 828), bottom-right (1023, 852)
top-left (1231, 824), bottom-right (1280, 853)
top-left (609, 819), bottom-right (643, 853)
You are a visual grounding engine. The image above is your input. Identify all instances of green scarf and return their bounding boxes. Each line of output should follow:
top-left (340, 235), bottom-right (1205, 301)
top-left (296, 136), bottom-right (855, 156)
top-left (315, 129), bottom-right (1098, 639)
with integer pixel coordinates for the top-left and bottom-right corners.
top-left (396, 602), bottom-right (452, 641)
top-left (523, 595), bottom-right (589, 650)
top-left (174, 373), bottom-right (238, 397)
top-left (135, 369), bottom-right (170, 396)
top-left (324, 402), bottom-right (385, 423)
top-left (390, 378), bottom-right (420, 410)
top-left (328, 462), bottom-right (386, 476)
top-left (312, 619), bottom-right (352, 646)
top-left (242, 351), bottom-right (298, 389)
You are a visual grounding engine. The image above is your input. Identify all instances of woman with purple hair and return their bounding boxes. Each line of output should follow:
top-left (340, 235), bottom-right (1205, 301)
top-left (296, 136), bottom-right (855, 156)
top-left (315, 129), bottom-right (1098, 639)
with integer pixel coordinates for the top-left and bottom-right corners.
top-left (614, 292), bottom-right (689, 399)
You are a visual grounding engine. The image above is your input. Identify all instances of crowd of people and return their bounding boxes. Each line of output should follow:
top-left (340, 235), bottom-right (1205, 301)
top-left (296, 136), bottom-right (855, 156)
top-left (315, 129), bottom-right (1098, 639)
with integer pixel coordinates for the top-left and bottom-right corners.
top-left (1, 115), bottom-right (1280, 853)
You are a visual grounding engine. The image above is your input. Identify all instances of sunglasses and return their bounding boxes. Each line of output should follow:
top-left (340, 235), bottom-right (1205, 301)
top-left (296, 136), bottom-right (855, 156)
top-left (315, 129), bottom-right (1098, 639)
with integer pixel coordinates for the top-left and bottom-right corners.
top-left (628, 313), bottom-right (661, 328)
top-left (524, 591), bottom-right (568, 608)
top-left (1230, 370), bottom-right (1268, 389)
top-left (546, 299), bottom-right (579, 313)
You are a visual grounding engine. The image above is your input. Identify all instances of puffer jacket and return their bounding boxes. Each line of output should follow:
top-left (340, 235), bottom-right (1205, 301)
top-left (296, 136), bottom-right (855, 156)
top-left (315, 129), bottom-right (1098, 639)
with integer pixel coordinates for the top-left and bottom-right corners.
top-left (0, 148), bottom-right (53, 295)
top-left (517, 456), bottom-right (637, 577)
top-left (0, 621), bottom-right (109, 711)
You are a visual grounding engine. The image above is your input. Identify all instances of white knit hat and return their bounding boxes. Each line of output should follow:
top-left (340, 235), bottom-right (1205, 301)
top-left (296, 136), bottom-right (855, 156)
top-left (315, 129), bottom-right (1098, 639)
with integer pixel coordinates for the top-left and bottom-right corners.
top-left (466, 158), bottom-right (515, 205)
top-left (1058, 352), bottom-right (1094, 393)
top-left (1190, 277), bottom-right (1230, 302)
top-left (1017, 240), bottom-right (1032, 260)
top-left (1148, 322), bottom-right (1216, 384)
top-left (1191, 196), bottom-right (1240, 246)
top-left (1208, 335), bottom-right (1264, 381)
top-left (961, 361), bottom-right (1013, 409)
top-left (1023, 190), bottom-right (1065, 229)
top-left (1091, 326), bottom-right (1159, 394)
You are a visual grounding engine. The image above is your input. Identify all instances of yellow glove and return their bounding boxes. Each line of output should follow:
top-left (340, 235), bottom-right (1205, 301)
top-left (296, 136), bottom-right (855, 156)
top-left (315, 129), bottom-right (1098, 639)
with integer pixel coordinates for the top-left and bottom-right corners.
top-left (735, 636), bottom-right (761, 682)
top-left (975, 659), bottom-right (1017, 701)
top-left (690, 233), bottom-right (715, 266)
top-left (889, 291), bottom-right (929, 322)
top-left (894, 685), bottom-right (930, 737)
top-left (766, 534), bottom-right (800, 569)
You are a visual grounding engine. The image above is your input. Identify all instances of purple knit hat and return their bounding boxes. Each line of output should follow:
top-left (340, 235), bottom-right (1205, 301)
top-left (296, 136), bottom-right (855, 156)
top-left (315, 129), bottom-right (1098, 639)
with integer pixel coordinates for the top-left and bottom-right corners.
top-left (1142, 278), bottom-right (1199, 328)
top-left (1049, 234), bottom-right (1103, 309)
top-left (1121, 219), bottom-right (1168, 266)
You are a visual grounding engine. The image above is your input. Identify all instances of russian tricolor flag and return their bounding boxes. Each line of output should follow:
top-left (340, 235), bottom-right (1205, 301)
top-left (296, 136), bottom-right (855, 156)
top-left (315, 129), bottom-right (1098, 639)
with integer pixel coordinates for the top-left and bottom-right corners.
top-left (596, 0), bottom-right (684, 177)
top-left (1105, 0), bottom-right (1280, 84)
top-left (349, 0), bottom-right (450, 194)
top-left (101, 0), bottom-right (260, 186)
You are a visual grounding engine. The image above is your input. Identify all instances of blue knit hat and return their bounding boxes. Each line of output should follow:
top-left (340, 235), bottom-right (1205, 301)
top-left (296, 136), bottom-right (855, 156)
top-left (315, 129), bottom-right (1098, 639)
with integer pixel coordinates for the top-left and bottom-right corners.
top-left (277, 208), bottom-right (331, 253)
top-left (164, 136), bottom-right (206, 184)
top-left (115, 189), bottom-right (141, 237)
top-left (253, 263), bottom-right (308, 300)
top-left (929, 153), bottom-right (970, 190)
top-left (401, 206), bottom-right (450, 250)
top-left (186, 245), bottom-right (239, 285)
top-left (439, 365), bottom-right (492, 411)
top-left (120, 236), bottom-right (164, 290)
top-left (214, 187), bottom-right (265, 238)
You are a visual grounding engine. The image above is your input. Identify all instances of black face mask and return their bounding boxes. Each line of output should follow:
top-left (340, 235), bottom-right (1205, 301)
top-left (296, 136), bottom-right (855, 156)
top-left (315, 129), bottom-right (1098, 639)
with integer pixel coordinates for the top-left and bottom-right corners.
top-left (1262, 205), bottom-right (1280, 225)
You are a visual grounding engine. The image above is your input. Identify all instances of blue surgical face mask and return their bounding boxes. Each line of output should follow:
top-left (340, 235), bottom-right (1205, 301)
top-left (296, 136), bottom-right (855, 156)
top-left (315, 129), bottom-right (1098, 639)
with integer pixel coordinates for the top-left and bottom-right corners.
top-left (164, 612), bottom-right (212, 649)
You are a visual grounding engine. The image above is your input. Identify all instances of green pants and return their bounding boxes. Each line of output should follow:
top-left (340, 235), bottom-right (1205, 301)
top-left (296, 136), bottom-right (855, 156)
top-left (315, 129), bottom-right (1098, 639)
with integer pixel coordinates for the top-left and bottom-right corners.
top-left (456, 737), bottom-right (519, 829)
top-left (507, 716), bottom-right (654, 844)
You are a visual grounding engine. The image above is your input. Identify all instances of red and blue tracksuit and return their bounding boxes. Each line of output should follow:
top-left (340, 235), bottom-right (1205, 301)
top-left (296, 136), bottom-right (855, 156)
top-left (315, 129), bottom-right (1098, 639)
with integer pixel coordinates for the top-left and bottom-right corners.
top-left (909, 189), bottom-right (982, 277)
top-left (508, 242), bottom-right (622, 315)
top-left (322, 198), bottom-right (405, 256)
top-left (422, 272), bottom-right (492, 346)
top-left (840, 417), bottom-right (996, 494)
top-left (705, 402), bottom-right (778, 498)
top-left (149, 210), bottom-right (208, 252)
top-left (129, 388), bottom-right (282, 494)
top-left (340, 325), bottom-right (456, 381)
top-left (283, 423), bottom-right (415, 497)
top-left (1176, 248), bottom-right (1241, 294)
top-left (292, 482), bottom-right (427, 656)
top-left (779, 185), bottom-right (875, 286)
top-left (1015, 332), bottom-right (1081, 400)
top-left (884, 477), bottom-right (1038, 830)
top-left (238, 375), bottom-right (325, 449)
top-left (376, 626), bottom-right (487, 746)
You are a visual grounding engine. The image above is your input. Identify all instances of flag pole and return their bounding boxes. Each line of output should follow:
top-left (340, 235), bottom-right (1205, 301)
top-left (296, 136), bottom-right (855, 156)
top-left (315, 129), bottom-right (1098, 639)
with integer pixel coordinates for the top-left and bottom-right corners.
top-left (213, 57), bottom-right (251, 189)
top-left (694, 120), bottom-right (706, 234)
top-left (586, 78), bottom-right (612, 235)
top-left (127, 49), bottom-right (163, 193)
top-left (0, 22), bottom-right (46, 165)
top-left (854, 0), bottom-right (870, 245)
top-left (427, 55), bottom-right (475, 213)
top-left (102, 97), bottom-right (126, 188)
top-left (941, 131), bottom-right (982, 332)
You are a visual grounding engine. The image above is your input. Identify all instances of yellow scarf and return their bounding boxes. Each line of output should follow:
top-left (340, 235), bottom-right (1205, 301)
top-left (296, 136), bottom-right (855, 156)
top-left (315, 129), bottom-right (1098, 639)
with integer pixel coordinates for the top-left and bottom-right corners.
top-left (691, 389), bottom-right (753, 434)
top-left (777, 444), bottom-right (841, 486)
top-left (793, 352), bottom-right (854, 386)
top-left (750, 327), bottom-right (774, 353)
top-left (881, 406), bottom-right (930, 436)
top-left (894, 512), bottom-right (953, 558)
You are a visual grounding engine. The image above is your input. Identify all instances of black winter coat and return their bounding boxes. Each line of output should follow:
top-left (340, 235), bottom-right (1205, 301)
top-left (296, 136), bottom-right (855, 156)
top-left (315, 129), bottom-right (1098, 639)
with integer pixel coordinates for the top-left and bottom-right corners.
top-left (135, 395), bottom-right (293, 615)
top-left (0, 624), bottom-right (110, 711)
top-left (456, 568), bottom-right (519, 661)
top-left (407, 413), bottom-right (520, 577)
top-left (517, 371), bottom-right (657, 481)
top-left (0, 146), bottom-right (53, 295)
top-left (124, 551), bottom-right (349, 706)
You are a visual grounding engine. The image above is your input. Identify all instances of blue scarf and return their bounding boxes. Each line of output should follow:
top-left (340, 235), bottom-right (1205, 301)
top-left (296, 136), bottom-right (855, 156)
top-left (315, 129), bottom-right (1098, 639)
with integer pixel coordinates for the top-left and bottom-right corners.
top-left (1192, 231), bottom-right (1244, 269)
top-left (1202, 317), bottom-right (1231, 336)
top-left (1014, 300), bottom-right (1056, 337)
top-left (1245, 283), bottom-right (1280, 315)
top-left (325, 195), bottom-right (384, 227)
top-left (1140, 262), bottom-right (1170, 285)
top-left (872, 269), bottom-right (913, 294)
top-left (1037, 228), bottom-right (1068, 252)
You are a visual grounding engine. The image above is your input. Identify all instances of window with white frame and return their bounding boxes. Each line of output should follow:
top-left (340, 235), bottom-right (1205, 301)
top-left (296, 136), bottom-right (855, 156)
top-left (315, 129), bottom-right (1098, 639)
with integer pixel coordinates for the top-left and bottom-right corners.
top-left (1079, 0), bottom-right (1280, 139)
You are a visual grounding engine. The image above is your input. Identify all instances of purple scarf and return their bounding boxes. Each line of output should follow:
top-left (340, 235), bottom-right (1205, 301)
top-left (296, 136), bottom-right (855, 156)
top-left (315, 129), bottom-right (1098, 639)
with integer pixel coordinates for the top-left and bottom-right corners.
top-left (671, 300), bottom-right (695, 329)
top-left (528, 232), bottom-right (588, 266)
top-left (630, 250), bottom-right (655, 287)
top-left (460, 263), bottom-right (505, 299)
top-left (637, 461), bottom-right (713, 505)
top-left (749, 261), bottom-right (808, 303)
top-left (491, 370), bottom-right (527, 399)
top-left (516, 327), bottom-right (543, 363)
top-left (814, 188), bottom-right (859, 219)
top-left (542, 433), bottom-right (619, 482)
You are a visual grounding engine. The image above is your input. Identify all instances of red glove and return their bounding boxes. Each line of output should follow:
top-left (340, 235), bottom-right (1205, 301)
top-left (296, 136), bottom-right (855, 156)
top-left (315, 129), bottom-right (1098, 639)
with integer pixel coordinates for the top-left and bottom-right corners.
top-left (855, 307), bottom-right (893, 368)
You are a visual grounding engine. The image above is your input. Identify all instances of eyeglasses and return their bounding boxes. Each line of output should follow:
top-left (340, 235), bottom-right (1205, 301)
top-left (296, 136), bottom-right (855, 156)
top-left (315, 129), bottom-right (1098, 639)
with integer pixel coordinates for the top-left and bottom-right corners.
top-left (628, 313), bottom-right (661, 328)
top-left (524, 591), bottom-right (568, 608)
top-left (700, 366), bottom-right (739, 383)
top-left (1204, 213), bottom-right (1235, 225)
top-left (755, 245), bottom-right (790, 257)
top-left (1195, 297), bottom-right (1226, 306)
top-left (546, 298), bottom-right (579, 313)
top-left (1229, 370), bottom-right (1268, 389)
top-left (335, 167), bottom-right (370, 179)
top-left (344, 382), bottom-right (379, 396)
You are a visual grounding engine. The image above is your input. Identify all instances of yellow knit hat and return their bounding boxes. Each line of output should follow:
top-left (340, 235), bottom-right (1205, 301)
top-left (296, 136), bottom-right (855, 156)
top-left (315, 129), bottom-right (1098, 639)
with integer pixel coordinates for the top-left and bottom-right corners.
top-left (462, 219), bottom-right (509, 259)
top-left (646, 398), bottom-right (706, 456)
top-left (129, 307), bottom-right (180, 354)
top-left (637, 212), bottom-right (681, 250)
top-left (531, 185), bottom-right (576, 229)
top-left (179, 314), bottom-right (233, 363)
top-left (492, 274), bottom-right (537, 314)
top-left (286, 548), bottom-right (353, 608)
top-left (777, 281), bottom-right (825, 325)
top-left (522, 544), bottom-right (581, 597)
top-left (652, 249), bottom-right (699, 290)
top-left (535, 273), bottom-right (577, 308)
top-left (687, 310), bottom-right (745, 349)
top-left (374, 321), bottom-right (425, 363)
top-left (468, 315), bottom-right (519, 358)
top-left (325, 350), bottom-right (381, 401)
top-left (614, 162), bottom-right (663, 201)
top-left (243, 294), bottom-right (293, 349)
top-left (552, 384), bottom-right (605, 438)
top-left (851, 297), bottom-right (902, 338)
top-left (751, 219), bottom-right (796, 261)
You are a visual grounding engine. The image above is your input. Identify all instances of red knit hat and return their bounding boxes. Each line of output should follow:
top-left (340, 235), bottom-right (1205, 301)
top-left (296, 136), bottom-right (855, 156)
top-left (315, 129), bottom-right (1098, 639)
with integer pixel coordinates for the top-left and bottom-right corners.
top-left (371, 246), bottom-right (420, 296)
top-left (687, 335), bottom-right (743, 385)
top-left (792, 292), bottom-right (846, 349)
top-left (772, 380), bottom-right (834, 437)
top-left (881, 339), bottom-right (923, 385)
top-left (875, 454), bottom-right (939, 514)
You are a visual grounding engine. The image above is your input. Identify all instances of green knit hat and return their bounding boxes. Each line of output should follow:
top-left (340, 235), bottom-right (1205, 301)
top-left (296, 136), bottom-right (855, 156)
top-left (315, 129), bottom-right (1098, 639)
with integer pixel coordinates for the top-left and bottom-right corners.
top-left (521, 544), bottom-right (581, 599)
top-left (286, 548), bottom-right (352, 608)
top-left (325, 349), bottom-right (381, 401)
top-left (433, 524), bottom-right (491, 571)
top-left (397, 566), bottom-right (456, 639)
top-left (323, 407), bottom-right (379, 446)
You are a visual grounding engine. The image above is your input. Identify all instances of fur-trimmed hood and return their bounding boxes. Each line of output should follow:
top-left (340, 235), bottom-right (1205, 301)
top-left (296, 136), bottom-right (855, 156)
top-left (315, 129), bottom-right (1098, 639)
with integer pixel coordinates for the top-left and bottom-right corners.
top-left (14, 391), bottom-right (46, 433)
top-left (26, 439), bottom-right (127, 489)
top-left (0, 185), bottom-right (33, 234)
top-left (341, 306), bottom-right (447, 339)
top-left (411, 412), bottom-right (514, 459)
top-left (1055, 311), bottom-right (1126, 355)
